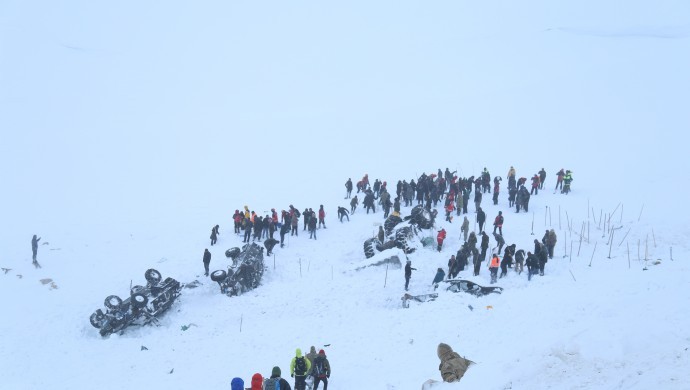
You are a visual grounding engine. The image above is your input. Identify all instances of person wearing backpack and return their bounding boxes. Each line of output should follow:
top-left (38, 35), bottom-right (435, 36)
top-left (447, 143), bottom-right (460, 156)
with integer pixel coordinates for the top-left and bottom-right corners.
top-left (290, 348), bottom-right (312, 390)
top-left (250, 373), bottom-right (263, 390)
top-left (264, 366), bottom-right (292, 390)
top-left (312, 349), bottom-right (331, 390)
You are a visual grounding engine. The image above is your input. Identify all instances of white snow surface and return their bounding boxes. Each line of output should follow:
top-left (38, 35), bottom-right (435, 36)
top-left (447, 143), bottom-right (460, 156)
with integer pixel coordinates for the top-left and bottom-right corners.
top-left (1, 1), bottom-right (689, 389)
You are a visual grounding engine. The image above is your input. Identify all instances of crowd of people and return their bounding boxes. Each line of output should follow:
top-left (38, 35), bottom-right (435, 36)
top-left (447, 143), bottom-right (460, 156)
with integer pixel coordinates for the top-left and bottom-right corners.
top-left (230, 346), bottom-right (331, 390)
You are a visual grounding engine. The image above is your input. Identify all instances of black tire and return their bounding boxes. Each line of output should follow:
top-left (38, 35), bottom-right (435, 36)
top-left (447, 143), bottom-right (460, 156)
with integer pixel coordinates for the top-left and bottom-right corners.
top-left (90, 310), bottom-right (104, 328)
top-left (384, 215), bottom-right (403, 236)
top-left (104, 295), bottom-right (123, 310)
top-left (376, 240), bottom-right (397, 252)
top-left (130, 285), bottom-right (145, 295)
top-left (409, 205), bottom-right (434, 229)
top-left (225, 247), bottom-right (241, 259)
top-left (210, 270), bottom-right (227, 282)
top-left (394, 226), bottom-right (412, 248)
top-left (145, 269), bottom-right (162, 284)
top-left (363, 238), bottom-right (380, 259)
top-left (131, 292), bottom-right (148, 308)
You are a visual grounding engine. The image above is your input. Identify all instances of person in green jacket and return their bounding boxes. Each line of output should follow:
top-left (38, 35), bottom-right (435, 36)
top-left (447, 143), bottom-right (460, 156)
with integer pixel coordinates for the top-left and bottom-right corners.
top-left (290, 348), bottom-right (312, 390)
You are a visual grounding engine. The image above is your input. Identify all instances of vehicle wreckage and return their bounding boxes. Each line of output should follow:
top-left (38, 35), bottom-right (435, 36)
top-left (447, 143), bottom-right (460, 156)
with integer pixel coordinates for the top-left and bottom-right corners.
top-left (89, 269), bottom-right (182, 336)
top-left (211, 243), bottom-right (265, 296)
top-left (402, 280), bottom-right (503, 308)
top-left (364, 205), bottom-right (438, 258)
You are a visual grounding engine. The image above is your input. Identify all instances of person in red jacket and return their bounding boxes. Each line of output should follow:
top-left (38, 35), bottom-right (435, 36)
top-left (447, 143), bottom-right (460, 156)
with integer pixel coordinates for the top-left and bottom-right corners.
top-left (233, 210), bottom-right (242, 234)
top-left (318, 205), bottom-right (326, 229)
top-left (250, 373), bottom-right (263, 390)
top-left (437, 228), bottom-right (447, 252)
top-left (531, 174), bottom-right (540, 195)
top-left (489, 254), bottom-right (500, 284)
top-left (493, 211), bottom-right (504, 235)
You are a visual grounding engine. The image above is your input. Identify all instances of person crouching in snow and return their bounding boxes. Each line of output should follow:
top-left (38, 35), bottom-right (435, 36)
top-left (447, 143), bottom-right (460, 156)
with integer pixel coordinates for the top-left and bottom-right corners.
top-left (437, 342), bottom-right (472, 383)
top-left (432, 268), bottom-right (445, 290)
top-left (436, 228), bottom-right (447, 252)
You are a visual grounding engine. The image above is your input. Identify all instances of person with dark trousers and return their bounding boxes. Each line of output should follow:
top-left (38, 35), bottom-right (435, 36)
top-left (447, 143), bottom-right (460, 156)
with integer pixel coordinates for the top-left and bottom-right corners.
top-left (531, 174), bottom-right (540, 195)
top-left (555, 169), bottom-right (565, 191)
top-left (308, 215), bottom-right (317, 240)
top-left (432, 267), bottom-right (446, 290)
top-left (337, 206), bottom-right (349, 222)
top-left (476, 207), bottom-right (486, 232)
top-left (290, 348), bottom-right (312, 390)
top-left (243, 219), bottom-right (253, 243)
top-left (480, 231), bottom-right (489, 263)
top-left (312, 349), bottom-right (331, 390)
top-left (493, 211), bottom-right (503, 235)
top-left (350, 195), bottom-right (358, 214)
top-left (210, 225), bottom-right (219, 246)
top-left (538, 168), bottom-right (547, 190)
top-left (318, 205), bottom-right (326, 229)
top-left (345, 178), bottom-right (353, 199)
top-left (493, 232), bottom-right (505, 255)
top-left (202, 248), bottom-right (211, 276)
top-left (489, 254), bottom-right (500, 284)
top-left (404, 260), bottom-right (416, 291)
top-left (31, 234), bottom-right (41, 268)
top-left (280, 216), bottom-right (291, 248)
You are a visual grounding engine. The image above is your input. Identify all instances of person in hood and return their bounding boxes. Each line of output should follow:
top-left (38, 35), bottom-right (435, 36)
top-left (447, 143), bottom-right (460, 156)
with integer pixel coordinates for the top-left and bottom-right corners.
top-left (230, 377), bottom-right (244, 390)
top-left (290, 348), bottom-right (312, 390)
top-left (437, 343), bottom-right (471, 383)
top-left (432, 268), bottom-right (445, 289)
top-left (312, 349), bottom-right (331, 390)
top-left (202, 248), bottom-right (211, 277)
top-left (405, 260), bottom-right (416, 291)
top-left (436, 228), bottom-right (447, 252)
top-left (264, 366), bottom-right (292, 390)
top-left (250, 373), bottom-right (263, 390)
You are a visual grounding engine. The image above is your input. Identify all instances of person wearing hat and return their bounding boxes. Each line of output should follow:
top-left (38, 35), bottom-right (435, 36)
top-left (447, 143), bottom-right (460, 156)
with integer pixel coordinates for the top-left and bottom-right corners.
top-left (437, 343), bottom-right (472, 383)
top-left (493, 211), bottom-right (504, 235)
top-left (230, 377), bottom-right (244, 390)
top-left (250, 373), bottom-right (263, 390)
top-left (312, 349), bottom-right (331, 390)
top-left (264, 366), bottom-right (292, 390)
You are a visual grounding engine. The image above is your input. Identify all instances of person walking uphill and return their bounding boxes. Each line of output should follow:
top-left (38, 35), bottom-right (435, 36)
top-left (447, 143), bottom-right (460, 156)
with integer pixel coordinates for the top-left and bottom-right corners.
top-left (250, 373), bottom-right (264, 390)
top-left (264, 366), bottom-right (292, 390)
top-left (405, 260), bottom-right (416, 291)
top-left (31, 234), bottom-right (41, 268)
top-left (437, 342), bottom-right (472, 383)
top-left (202, 248), bottom-right (211, 277)
top-left (312, 349), bottom-right (331, 390)
top-left (210, 224), bottom-right (219, 246)
top-left (291, 348), bottom-right (312, 390)
top-left (436, 228), bottom-right (447, 252)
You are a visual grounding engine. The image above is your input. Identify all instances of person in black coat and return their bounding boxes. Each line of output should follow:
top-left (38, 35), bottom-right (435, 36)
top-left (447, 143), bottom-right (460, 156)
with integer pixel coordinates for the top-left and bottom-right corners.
top-left (280, 217), bottom-right (291, 247)
top-left (210, 225), bottom-right (219, 246)
top-left (202, 248), bottom-right (211, 276)
top-left (476, 207), bottom-right (486, 232)
top-left (508, 187), bottom-right (517, 207)
top-left (31, 234), bottom-right (41, 267)
top-left (404, 260), bottom-right (416, 291)
top-left (525, 251), bottom-right (539, 281)
top-left (308, 216), bottom-right (318, 240)
top-left (337, 206), bottom-right (349, 222)
top-left (243, 220), bottom-right (253, 243)
top-left (480, 231), bottom-right (490, 263)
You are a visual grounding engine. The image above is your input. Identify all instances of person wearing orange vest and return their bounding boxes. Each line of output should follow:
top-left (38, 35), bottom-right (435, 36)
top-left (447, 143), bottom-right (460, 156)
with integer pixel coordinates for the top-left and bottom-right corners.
top-left (489, 254), bottom-right (500, 284)
top-left (437, 228), bottom-right (447, 252)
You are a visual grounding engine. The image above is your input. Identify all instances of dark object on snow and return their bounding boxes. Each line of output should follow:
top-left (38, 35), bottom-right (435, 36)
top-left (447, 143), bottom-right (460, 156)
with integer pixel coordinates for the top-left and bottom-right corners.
top-left (225, 247), bottom-right (241, 260)
top-left (384, 215), bottom-right (403, 236)
top-left (211, 243), bottom-right (265, 296)
top-left (444, 279), bottom-right (503, 296)
top-left (405, 205), bottom-right (438, 229)
top-left (264, 238), bottom-right (279, 255)
top-left (363, 237), bottom-right (381, 259)
top-left (355, 255), bottom-right (402, 271)
top-left (401, 293), bottom-right (439, 308)
top-left (89, 268), bottom-right (181, 337)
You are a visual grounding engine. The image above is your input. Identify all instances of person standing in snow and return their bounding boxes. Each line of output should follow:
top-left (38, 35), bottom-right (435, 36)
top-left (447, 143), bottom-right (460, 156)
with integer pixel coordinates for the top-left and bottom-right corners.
top-left (31, 234), bottom-right (41, 267)
top-left (210, 225), bottom-right (219, 246)
top-left (526, 251), bottom-right (539, 281)
top-left (378, 226), bottom-right (385, 243)
top-left (436, 343), bottom-right (472, 383)
top-left (290, 348), bottom-right (312, 390)
top-left (312, 349), bottom-right (331, 390)
top-left (250, 373), bottom-right (264, 390)
top-left (345, 178), bottom-right (353, 199)
top-left (489, 254), bottom-right (500, 284)
top-left (230, 377), bottom-right (244, 390)
top-left (538, 168), bottom-right (547, 190)
top-left (514, 248), bottom-right (525, 275)
top-left (308, 215), bottom-right (317, 240)
top-left (461, 216), bottom-right (470, 242)
top-left (447, 255), bottom-right (457, 279)
top-left (476, 207), bottom-right (486, 233)
top-left (318, 205), bottom-right (326, 229)
top-left (493, 232), bottom-right (505, 255)
top-left (291, 212), bottom-right (299, 236)
top-left (280, 215), bottom-right (291, 248)
top-left (473, 189), bottom-right (482, 212)
top-left (493, 211), bottom-right (503, 235)
top-left (404, 260), bottom-right (416, 291)
top-left (480, 231), bottom-right (490, 263)
top-left (265, 366), bottom-right (292, 390)
top-left (555, 169), bottom-right (565, 191)
top-left (202, 248), bottom-right (211, 277)
top-left (436, 228), bottom-right (447, 252)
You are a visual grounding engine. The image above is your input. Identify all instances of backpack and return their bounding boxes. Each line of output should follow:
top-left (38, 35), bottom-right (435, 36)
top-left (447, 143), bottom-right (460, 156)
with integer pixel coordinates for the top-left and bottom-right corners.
top-left (263, 377), bottom-right (280, 390)
top-left (295, 356), bottom-right (307, 376)
top-left (313, 358), bottom-right (328, 378)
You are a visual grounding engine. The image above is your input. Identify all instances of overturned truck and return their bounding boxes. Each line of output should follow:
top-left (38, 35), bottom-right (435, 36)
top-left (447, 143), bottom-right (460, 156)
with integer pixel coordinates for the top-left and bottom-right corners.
top-left (89, 269), bottom-right (181, 336)
top-left (211, 243), bottom-right (265, 296)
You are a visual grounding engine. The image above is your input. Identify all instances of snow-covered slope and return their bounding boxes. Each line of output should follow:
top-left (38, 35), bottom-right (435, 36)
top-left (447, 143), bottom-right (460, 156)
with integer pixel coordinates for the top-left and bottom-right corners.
top-left (1, 1), bottom-right (689, 389)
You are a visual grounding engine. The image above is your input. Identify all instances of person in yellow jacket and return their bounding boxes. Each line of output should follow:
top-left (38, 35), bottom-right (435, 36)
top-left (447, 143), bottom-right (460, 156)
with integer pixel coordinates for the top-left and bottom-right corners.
top-left (489, 254), bottom-right (500, 284)
top-left (290, 348), bottom-right (312, 390)
top-left (243, 205), bottom-right (250, 219)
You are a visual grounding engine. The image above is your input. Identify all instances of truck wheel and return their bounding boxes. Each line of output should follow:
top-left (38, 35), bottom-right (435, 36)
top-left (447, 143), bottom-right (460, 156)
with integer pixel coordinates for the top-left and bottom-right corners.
top-left (210, 270), bottom-right (227, 282)
top-left (104, 295), bottom-right (123, 310)
top-left (145, 269), bottom-right (162, 284)
top-left (90, 310), bottom-right (104, 328)
top-left (132, 292), bottom-right (148, 308)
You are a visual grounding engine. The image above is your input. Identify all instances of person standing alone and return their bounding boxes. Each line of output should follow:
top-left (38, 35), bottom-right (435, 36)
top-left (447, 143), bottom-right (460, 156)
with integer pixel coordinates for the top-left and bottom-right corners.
top-left (31, 234), bottom-right (41, 268)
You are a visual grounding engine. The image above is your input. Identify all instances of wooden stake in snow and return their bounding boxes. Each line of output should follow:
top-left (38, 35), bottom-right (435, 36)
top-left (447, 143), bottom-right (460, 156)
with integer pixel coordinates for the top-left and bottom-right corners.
top-left (577, 223), bottom-right (584, 256)
top-left (599, 209), bottom-right (603, 229)
top-left (384, 264), bottom-right (388, 288)
top-left (589, 242), bottom-right (598, 267)
top-left (531, 211), bottom-right (535, 235)
top-left (240, 314), bottom-right (243, 333)
top-left (563, 233), bottom-right (567, 258)
top-left (627, 242), bottom-right (630, 269)
top-left (549, 206), bottom-right (552, 226)
top-left (331, 265), bottom-right (334, 280)
top-left (565, 211), bottom-right (570, 234)
top-left (587, 198), bottom-right (590, 221)
top-left (587, 220), bottom-right (590, 243)
top-left (545, 206), bottom-right (548, 226)
top-left (638, 204), bottom-right (644, 222)
top-left (308, 259), bottom-right (311, 272)
top-left (569, 269), bottom-right (577, 282)
top-left (618, 227), bottom-right (631, 247)
top-left (610, 202), bottom-right (621, 222)
top-left (620, 204), bottom-right (624, 224)
top-left (608, 229), bottom-right (616, 259)
top-left (299, 258), bottom-right (302, 277)
top-left (644, 236), bottom-right (649, 261)
top-left (273, 253), bottom-right (276, 270)
top-left (670, 247), bottom-right (673, 261)
top-left (569, 240), bottom-right (573, 262)
top-left (637, 239), bottom-right (640, 261)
